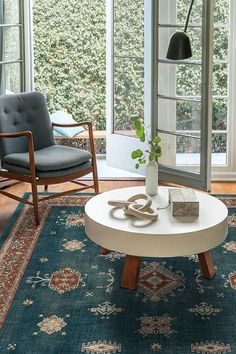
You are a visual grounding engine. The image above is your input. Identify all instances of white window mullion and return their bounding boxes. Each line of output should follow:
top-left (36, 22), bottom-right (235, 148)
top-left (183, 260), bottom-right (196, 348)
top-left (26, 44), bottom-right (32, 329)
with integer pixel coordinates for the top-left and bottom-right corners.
top-left (22, 0), bottom-right (34, 91)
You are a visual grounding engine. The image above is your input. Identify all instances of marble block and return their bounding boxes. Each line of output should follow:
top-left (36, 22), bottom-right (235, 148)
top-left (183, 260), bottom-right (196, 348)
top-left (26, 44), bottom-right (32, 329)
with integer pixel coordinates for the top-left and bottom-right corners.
top-left (169, 188), bottom-right (199, 217)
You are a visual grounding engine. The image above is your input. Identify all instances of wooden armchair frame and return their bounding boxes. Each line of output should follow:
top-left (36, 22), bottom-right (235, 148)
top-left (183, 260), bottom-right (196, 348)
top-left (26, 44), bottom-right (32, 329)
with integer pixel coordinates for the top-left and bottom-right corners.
top-left (0, 121), bottom-right (99, 225)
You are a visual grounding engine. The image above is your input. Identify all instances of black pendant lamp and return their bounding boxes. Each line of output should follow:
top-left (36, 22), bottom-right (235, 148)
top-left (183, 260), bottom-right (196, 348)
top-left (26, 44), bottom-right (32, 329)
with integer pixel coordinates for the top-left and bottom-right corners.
top-left (166, 0), bottom-right (195, 60)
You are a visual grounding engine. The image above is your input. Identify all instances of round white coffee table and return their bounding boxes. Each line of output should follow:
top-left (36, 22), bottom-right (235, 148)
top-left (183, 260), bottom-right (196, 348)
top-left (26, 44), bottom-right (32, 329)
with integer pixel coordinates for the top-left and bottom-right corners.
top-left (85, 186), bottom-right (228, 290)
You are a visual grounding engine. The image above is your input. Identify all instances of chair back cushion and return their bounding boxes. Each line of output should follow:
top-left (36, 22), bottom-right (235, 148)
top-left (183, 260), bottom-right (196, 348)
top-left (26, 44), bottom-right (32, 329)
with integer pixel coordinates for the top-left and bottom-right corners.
top-left (0, 92), bottom-right (55, 159)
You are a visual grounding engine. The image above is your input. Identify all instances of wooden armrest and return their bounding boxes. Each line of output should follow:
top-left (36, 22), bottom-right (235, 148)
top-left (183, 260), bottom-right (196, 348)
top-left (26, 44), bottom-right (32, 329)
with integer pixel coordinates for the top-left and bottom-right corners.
top-left (0, 131), bottom-right (32, 138)
top-left (52, 121), bottom-right (92, 129)
top-left (0, 131), bottom-right (36, 177)
top-left (53, 121), bottom-right (96, 158)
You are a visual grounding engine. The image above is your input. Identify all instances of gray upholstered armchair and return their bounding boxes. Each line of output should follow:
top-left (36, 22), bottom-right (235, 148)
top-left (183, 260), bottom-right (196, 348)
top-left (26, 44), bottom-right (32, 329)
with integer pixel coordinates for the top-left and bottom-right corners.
top-left (0, 92), bottom-right (99, 225)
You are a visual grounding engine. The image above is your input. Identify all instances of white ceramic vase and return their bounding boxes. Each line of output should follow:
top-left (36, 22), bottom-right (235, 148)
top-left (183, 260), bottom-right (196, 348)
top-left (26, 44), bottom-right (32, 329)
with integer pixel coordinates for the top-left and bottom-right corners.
top-left (145, 160), bottom-right (158, 196)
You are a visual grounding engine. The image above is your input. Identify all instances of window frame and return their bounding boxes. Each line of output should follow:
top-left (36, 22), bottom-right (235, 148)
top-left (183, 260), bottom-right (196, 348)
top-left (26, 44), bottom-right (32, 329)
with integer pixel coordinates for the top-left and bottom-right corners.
top-left (156, 0), bottom-right (214, 191)
top-left (0, 0), bottom-right (33, 95)
top-left (212, 0), bottom-right (236, 180)
top-left (156, 0), bottom-right (234, 183)
top-left (0, 0), bottom-right (33, 187)
top-left (157, 1), bottom-right (234, 180)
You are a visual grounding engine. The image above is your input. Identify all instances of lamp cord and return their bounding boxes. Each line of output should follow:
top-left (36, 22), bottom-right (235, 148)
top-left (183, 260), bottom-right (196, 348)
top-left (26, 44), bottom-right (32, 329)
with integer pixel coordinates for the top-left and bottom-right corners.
top-left (184, 0), bottom-right (195, 33)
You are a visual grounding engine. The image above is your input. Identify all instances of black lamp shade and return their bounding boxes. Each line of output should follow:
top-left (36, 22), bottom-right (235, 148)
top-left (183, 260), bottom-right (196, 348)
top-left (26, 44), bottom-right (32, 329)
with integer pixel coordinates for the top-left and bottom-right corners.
top-left (166, 31), bottom-right (192, 60)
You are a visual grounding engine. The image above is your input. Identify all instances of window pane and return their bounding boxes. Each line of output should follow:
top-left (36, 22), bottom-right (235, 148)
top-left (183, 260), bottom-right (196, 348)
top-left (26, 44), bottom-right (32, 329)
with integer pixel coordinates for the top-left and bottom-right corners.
top-left (0, 62), bottom-right (21, 94)
top-left (212, 63), bottom-right (228, 96)
top-left (159, 0), bottom-right (203, 25)
top-left (214, 27), bottom-right (229, 61)
top-left (176, 101), bottom-right (201, 131)
top-left (114, 0), bottom-right (144, 57)
top-left (114, 57), bottom-right (144, 133)
top-left (2, 0), bottom-right (20, 24)
top-left (176, 65), bottom-right (202, 96)
top-left (214, 0), bottom-right (230, 24)
top-left (158, 131), bottom-right (201, 173)
top-left (212, 99), bottom-right (227, 130)
top-left (0, 27), bottom-right (21, 61)
top-left (158, 98), bottom-right (201, 132)
top-left (212, 133), bottom-right (227, 153)
top-left (177, 0), bottom-right (203, 25)
top-left (158, 63), bottom-right (202, 97)
top-left (212, 133), bottom-right (227, 165)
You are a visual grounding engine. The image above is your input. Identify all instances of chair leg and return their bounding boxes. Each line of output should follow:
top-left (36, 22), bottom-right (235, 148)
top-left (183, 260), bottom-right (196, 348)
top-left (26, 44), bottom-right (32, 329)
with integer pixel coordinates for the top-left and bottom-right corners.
top-left (93, 158), bottom-right (99, 194)
top-left (44, 185), bottom-right (48, 191)
top-left (92, 164), bottom-right (99, 194)
top-left (31, 179), bottom-right (40, 226)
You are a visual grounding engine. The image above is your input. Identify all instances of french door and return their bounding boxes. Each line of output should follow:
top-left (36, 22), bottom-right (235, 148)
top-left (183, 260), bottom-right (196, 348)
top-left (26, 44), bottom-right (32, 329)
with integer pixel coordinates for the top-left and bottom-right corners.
top-left (0, 0), bottom-right (33, 188)
top-left (106, 0), bottom-right (214, 191)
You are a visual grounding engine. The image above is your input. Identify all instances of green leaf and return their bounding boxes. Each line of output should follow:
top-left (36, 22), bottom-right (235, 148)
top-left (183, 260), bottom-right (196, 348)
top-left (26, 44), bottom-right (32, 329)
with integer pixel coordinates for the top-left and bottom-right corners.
top-left (131, 149), bottom-right (143, 159)
top-left (135, 126), bottom-right (145, 142)
top-left (135, 163), bottom-right (140, 169)
top-left (136, 126), bottom-right (144, 137)
top-left (153, 136), bottom-right (161, 144)
top-left (138, 158), bottom-right (147, 165)
top-left (154, 146), bottom-right (162, 155)
top-left (139, 129), bottom-right (146, 142)
top-left (132, 118), bottom-right (145, 142)
top-left (131, 151), bottom-right (138, 159)
top-left (149, 152), bottom-right (155, 161)
top-left (134, 119), bottom-right (142, 131)
top-left (136, 149), bottom-right (143, 157)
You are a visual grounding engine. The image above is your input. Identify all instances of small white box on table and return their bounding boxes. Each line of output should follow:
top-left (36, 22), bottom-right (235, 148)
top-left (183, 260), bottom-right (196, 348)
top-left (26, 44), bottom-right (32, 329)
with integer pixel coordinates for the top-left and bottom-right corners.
top-left (168, 188), bottom-right (199, 217)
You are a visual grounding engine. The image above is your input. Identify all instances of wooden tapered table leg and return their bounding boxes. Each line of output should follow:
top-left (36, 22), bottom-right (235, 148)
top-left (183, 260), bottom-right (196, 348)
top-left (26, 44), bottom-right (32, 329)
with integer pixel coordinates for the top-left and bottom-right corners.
top-left (121, 255), bottom-right (141, 290)
top-left (198, 251), bottom-right (216, 279)
top-left (100, 247), bottom-right (111, 255)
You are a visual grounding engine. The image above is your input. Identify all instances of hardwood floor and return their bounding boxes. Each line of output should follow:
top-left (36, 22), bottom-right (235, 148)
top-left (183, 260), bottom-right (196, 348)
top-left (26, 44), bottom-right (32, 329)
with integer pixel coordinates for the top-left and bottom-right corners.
top-left (0, 180), bottom-right (236, 236)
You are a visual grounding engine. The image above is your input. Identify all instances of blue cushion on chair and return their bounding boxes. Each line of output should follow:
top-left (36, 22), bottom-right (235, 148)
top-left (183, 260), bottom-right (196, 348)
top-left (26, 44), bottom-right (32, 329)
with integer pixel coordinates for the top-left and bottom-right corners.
top-left (50, 111), bottom-right (85, 138)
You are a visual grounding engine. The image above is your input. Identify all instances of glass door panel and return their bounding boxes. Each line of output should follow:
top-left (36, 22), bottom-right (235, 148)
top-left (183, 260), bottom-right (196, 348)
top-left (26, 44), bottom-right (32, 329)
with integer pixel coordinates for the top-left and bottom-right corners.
top-left (157, 0), bottom-right (214, 190)
top-left (158, 98), bottom-right (202, 131)
top-left (114, 57), bottom-right (144, 135)
top-left (113, 0), bottom-right (144, 138)
top-left (106, 0), bottom-right (214, 184)
top-left (158, 131), bottom-right (201, 173)
top-left (114, 0), bottom-right (144, 57)
top-left (0, 0), bottom-right (24, 96)
top-left (106, 0), bottom-right (146, 173)
top-left (1, 62), bottom-right (22, 94)
top-left (2, 27), bottom-right (21, 61)
top-left (3, 0), bottom-right (20, 24)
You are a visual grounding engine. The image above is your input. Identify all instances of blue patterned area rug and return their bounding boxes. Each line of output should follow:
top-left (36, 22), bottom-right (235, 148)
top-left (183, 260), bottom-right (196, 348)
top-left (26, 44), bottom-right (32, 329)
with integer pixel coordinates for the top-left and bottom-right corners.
top-left (0, 193), bottom-right (235, 354)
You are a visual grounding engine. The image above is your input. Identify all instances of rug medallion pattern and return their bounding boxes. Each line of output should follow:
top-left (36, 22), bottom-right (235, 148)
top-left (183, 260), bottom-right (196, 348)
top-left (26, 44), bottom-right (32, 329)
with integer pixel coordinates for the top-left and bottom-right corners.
top-left (0, 194), bottom-right (235, 353)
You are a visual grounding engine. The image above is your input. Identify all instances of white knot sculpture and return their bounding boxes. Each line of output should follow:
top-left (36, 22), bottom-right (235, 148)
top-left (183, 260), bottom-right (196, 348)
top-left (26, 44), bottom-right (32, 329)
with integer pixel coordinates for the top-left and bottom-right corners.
top-left (108, 193), bottom-right (158, 221)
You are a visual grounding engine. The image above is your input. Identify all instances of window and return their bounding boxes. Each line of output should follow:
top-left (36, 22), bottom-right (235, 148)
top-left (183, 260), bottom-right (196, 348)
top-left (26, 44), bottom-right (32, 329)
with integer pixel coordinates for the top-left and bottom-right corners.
top-left (0, 0), bottom-right (25, 95)
top-left (212, 0), bottom-right (229, 166)
top-left (157, 0), bottom-right (230, 171)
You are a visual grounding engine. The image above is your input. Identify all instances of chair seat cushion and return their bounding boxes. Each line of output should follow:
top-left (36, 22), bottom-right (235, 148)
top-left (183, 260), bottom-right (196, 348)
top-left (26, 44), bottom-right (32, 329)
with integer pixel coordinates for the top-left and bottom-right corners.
top-left (3, 145), bottom-right (92, 172)
top-left (3, 160), bottom-right (92, 178)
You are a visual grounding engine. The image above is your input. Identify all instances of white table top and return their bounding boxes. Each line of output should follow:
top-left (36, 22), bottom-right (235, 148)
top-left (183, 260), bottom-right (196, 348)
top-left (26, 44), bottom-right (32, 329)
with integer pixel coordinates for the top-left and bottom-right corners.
top-left (85, 186), bottom-right (228, 257)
